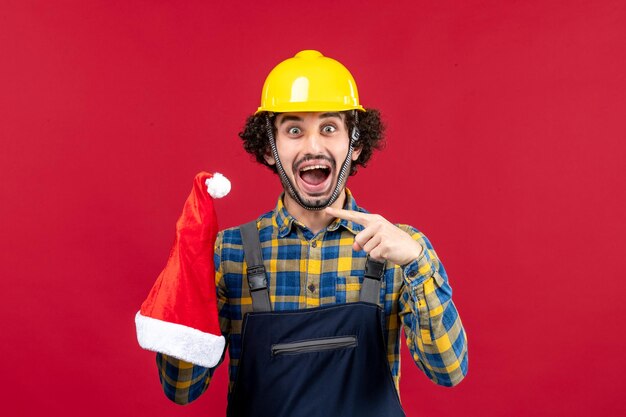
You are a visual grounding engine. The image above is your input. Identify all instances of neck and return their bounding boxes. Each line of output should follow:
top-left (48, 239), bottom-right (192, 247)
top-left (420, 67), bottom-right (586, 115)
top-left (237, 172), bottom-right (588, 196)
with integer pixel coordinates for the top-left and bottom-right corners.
top-left (283, 190), bottom-right (347, 235)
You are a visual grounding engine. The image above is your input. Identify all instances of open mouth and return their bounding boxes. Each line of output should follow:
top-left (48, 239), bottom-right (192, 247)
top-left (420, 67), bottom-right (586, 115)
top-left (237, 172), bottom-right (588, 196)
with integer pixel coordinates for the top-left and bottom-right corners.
top-left (296, 162), bottom-right (333, 195)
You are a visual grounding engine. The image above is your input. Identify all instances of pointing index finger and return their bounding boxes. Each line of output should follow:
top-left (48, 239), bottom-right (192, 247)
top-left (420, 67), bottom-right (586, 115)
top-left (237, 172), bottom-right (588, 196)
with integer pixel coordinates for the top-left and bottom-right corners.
top-left (325, 207), bottom-right (373, 227)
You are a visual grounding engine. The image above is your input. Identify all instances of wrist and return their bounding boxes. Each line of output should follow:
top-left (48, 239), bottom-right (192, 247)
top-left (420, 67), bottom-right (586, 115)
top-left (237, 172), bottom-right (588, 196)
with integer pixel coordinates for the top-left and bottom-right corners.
top-left (399, 240), bottom-right (423, 266)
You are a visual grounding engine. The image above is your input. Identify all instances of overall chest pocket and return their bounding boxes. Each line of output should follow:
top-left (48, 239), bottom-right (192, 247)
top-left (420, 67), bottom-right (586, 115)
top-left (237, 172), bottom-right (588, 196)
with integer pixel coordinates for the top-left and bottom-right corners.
top-left (272, 335), bottom-right (358, 356)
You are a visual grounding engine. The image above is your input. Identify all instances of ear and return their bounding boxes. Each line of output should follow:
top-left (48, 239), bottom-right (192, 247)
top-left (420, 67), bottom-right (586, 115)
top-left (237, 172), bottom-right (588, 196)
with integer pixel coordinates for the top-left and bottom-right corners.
top-left (351, 146), bottom-right (362, 162)
top-left (264, 150), bottom-right (276, 166)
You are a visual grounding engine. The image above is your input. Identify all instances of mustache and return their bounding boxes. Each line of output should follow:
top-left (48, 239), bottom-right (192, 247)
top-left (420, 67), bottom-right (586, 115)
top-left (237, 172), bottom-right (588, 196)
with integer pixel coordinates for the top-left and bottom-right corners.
top-left (293, 154), bottom-right (336, 172)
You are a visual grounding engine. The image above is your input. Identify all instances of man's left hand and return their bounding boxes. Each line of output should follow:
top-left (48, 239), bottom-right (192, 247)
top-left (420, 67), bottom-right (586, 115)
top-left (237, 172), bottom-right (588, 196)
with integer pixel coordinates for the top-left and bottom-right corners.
top-left (325, 207), bottom-right (423, 266)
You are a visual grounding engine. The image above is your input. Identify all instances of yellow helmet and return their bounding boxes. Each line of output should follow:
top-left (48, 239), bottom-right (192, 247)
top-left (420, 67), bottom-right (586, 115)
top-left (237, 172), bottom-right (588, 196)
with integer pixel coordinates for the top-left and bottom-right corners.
top-left (256, 50), bottom-right (365, 114)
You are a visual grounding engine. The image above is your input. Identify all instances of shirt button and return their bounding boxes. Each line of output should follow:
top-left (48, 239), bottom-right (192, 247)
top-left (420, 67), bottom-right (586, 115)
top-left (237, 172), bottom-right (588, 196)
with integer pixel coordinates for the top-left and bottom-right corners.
top-left (311, 240), bottom-right (317, 248)
top-left (308, 284), bottom-right (316, 293)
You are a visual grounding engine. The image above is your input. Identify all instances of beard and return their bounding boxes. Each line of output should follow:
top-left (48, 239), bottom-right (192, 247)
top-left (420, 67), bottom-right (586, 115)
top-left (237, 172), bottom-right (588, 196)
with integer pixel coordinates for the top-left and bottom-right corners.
top-left (289, 187), bottom-right (334, 209)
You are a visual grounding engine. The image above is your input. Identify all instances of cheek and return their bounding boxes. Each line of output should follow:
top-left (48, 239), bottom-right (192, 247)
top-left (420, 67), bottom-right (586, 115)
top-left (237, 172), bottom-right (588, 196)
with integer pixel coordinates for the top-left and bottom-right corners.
top-left (326, 139), bottom-right (350, 157)
top-left (273, 139), bottom-right (298, 166)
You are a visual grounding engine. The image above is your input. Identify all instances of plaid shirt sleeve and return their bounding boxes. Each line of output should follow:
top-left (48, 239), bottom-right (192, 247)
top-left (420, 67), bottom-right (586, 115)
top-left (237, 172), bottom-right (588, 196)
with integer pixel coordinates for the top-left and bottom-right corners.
top-left (155, 231), bottom-right (230, 405)
top-left (155, 353), bottom-right (215, 404)
top-left (398, 225), bottom-right (468, 386)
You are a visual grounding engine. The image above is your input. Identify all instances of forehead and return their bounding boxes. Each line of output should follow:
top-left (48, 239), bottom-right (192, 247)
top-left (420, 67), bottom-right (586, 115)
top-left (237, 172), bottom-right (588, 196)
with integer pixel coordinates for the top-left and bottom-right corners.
top-left (275, 112), bottom-right (345, 124)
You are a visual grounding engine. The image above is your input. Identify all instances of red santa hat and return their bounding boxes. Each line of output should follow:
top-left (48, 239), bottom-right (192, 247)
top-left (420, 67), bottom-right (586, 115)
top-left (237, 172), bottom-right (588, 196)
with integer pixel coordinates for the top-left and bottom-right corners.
top-left (135, 172), bottom-right (230, 368)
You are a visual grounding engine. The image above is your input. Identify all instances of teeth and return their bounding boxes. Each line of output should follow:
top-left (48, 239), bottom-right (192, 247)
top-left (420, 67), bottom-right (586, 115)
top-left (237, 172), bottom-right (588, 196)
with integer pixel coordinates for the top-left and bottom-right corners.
top-left (300, 165), bottom-right (329, 172)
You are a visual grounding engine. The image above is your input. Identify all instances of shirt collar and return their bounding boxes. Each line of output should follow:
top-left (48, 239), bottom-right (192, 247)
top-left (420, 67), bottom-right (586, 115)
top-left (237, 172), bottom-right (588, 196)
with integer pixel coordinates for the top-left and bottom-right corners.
top-left (273, 188), bottom-right (366, 238)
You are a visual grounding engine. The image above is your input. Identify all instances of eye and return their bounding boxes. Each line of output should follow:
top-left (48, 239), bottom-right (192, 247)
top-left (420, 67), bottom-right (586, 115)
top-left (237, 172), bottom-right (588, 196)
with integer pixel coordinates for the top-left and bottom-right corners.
top-left (288, 127), bottom-right (302, 135)
top-left (322, 125), bottom-right (337, 134)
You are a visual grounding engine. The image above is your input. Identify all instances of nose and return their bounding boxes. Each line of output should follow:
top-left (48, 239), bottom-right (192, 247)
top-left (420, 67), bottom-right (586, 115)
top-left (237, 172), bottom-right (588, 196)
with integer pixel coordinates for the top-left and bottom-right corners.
top-left (302, 131), bottom-right (323, 154)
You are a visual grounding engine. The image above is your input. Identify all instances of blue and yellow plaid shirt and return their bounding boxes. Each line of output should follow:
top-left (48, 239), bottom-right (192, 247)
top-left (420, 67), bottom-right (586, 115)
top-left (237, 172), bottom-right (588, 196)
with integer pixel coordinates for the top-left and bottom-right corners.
top-left (157, 189), bottom-right (468, 405)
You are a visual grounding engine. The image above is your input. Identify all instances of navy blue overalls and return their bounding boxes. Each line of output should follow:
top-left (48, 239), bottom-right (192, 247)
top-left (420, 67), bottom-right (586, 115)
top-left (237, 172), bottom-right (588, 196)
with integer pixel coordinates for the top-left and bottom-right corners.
top-left (226, 221), bottom-right (406, 417)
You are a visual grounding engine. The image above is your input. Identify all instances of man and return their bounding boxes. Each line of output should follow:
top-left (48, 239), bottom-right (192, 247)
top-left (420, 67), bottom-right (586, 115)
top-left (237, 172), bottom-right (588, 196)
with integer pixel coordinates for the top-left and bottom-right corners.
top-left (157, 50), bottom-right (468, 416)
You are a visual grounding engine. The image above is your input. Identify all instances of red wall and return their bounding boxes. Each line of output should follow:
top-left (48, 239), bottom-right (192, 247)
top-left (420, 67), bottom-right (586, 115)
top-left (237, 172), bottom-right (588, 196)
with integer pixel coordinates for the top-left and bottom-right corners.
top-left (1, 1), bottom-right (625, 416)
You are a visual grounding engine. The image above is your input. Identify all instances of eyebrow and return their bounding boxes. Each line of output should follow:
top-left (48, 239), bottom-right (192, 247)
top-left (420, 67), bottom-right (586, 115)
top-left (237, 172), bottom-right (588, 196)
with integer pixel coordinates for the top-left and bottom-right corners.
top-left (278, 115), bottom-right (303, 125)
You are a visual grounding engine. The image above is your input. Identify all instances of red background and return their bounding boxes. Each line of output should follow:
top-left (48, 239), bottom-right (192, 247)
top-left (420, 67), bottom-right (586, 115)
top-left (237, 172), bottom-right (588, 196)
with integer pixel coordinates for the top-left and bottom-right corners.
top-left (1, 1), bottom-right (625, 416)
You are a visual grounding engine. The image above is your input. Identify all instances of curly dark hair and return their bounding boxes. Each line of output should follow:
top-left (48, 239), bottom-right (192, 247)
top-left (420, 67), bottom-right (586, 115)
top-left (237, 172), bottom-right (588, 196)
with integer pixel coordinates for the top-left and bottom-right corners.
top-left (238, 109), bottom-right (386, 176)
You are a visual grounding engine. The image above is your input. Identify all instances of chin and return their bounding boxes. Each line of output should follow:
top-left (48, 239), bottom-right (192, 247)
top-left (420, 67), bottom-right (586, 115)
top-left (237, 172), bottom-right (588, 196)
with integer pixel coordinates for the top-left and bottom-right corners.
top-left (303, 197), bottom-right (332, 209)
top-left (294, 180), bottom-right (342, 209)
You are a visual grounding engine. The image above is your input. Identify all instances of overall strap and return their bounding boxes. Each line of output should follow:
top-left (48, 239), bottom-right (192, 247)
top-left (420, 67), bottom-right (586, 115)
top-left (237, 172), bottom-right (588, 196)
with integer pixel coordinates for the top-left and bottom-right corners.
top-left (359, 257), bottom-right (385, 305)
top-left (240, 221), bottom-right (271, 312)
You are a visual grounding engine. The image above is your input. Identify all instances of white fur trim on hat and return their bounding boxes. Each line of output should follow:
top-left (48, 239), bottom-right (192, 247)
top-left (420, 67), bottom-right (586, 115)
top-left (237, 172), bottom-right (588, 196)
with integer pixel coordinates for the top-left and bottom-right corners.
top-left (135, 311), bottom-right (225, 368)
top-left (205, 173), bottom-right (231, 198)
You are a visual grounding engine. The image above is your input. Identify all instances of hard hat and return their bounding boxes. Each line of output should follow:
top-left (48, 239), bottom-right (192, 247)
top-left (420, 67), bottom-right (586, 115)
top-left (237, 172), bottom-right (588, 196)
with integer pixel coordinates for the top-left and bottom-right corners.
top-left (256, 50), bottom-right (365, 114)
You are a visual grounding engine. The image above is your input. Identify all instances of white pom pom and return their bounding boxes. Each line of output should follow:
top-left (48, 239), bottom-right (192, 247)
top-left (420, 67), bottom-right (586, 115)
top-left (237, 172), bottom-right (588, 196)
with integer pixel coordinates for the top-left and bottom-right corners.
top-left (205, 173), bottom-right (231, 198)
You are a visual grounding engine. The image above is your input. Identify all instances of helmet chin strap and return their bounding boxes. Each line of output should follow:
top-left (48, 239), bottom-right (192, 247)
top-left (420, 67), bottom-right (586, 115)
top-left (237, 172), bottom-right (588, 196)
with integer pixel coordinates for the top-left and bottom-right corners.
top-left (265, 112), bottom-right (359, 211)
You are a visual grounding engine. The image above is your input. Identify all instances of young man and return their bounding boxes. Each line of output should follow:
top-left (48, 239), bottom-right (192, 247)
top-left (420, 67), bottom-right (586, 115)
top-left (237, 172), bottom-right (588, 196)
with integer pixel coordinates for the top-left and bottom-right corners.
top-left (157, 50), bottom-right (468, 416)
